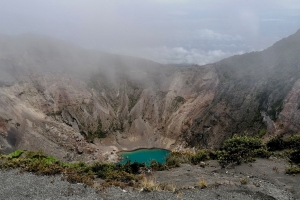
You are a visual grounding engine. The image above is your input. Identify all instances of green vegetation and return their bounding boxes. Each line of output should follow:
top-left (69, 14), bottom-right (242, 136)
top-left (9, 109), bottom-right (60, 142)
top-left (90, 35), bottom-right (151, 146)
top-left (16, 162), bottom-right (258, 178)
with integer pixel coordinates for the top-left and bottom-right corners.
top-left (267, 134), bottom-right (300, 174)
top-left (218, 135), bottom-right (270, 165)
top-left (191, 149), bottom-right (215, 164)
top-left (85, 121), bottom-right (107, 143)
top-left (0, 149), bottom-right (218, 189)
top-left (267, 134), bottom-right (300, 154)
top-left (149, 149), bottom-right (217, 169)
top-left (266, 135), bottom-right (286, 151)
top-left (7, 149), bottom-right (24, 158)
top-left (2, 134), bottom-right (300, 190)
top-left (257, 128), bottom-right (267, 138)
top-left (286, 165), bottom-right (300, 174)
top-left (0, 150), bottom-right (143, 188)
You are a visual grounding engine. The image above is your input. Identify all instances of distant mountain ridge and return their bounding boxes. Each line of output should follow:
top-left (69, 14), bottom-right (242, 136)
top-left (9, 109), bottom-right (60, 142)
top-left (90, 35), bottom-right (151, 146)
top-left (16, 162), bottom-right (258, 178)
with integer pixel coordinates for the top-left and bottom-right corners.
top-left (0, 29), bottom-right (300, 161)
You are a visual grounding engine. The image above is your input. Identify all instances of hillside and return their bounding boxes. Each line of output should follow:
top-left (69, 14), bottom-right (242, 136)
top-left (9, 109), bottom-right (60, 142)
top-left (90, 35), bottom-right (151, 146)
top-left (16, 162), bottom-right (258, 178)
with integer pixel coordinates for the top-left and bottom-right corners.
top-left (0, 30), bottom-right (300, 161)
top-left (187, 29), bottom-right (300, 147)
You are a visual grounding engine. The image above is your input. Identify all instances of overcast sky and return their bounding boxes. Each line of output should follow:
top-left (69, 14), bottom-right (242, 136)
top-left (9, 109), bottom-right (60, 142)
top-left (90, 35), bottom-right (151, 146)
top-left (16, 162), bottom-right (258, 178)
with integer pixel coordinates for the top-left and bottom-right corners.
top-left (1, 0), bottom-right (300, 65)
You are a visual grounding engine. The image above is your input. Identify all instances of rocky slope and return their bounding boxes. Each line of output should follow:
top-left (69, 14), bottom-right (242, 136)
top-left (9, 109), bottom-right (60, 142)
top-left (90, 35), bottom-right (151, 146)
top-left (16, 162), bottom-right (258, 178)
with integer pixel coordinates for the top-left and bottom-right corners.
top-left (0, 30), bottom-right (300, 161)
top-left (186, 29), bottom-right (300, 148)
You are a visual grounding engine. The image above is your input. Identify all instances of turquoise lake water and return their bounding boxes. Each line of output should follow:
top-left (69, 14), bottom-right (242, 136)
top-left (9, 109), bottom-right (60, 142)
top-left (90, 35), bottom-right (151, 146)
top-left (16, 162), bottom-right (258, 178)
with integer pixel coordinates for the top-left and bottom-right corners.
top-left (118, 149), bottom-right (170, 166)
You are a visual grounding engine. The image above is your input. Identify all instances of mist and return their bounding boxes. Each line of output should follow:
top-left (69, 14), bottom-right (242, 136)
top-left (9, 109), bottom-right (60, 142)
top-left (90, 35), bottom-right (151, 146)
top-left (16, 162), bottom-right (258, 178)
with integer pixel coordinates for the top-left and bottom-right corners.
top-left (1, 0), bottom-right (300, 65)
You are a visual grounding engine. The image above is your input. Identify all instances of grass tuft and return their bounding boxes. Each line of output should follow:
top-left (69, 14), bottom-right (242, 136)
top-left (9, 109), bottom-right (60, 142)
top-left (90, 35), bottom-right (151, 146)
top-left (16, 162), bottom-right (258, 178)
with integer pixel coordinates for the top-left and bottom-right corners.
top-left (197, 179), bottom-right (207, 189)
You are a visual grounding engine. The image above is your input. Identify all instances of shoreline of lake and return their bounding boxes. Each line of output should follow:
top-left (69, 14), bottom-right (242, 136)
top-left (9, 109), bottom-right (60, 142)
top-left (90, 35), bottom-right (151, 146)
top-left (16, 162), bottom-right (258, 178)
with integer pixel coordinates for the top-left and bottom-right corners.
top-left (117, 147), bottom-right (170, 154)
top-left (118, 148), bottom-right (171, 166)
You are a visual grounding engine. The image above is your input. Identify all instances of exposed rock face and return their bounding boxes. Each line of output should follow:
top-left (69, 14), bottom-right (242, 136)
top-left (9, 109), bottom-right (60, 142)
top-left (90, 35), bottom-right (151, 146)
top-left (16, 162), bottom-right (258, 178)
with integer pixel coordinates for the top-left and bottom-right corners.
top-left (186, 29), bottom-right (300, 147)
top-left (0, 30), bottom-right (300, 161)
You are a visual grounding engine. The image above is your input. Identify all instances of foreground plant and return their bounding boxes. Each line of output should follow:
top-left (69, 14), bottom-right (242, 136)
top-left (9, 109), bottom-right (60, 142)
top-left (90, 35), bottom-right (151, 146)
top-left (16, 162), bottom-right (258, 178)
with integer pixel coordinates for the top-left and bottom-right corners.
top-left (2, 133), bottom-right (299, 191)
top-left (285, 165), bottom-right (300, 174)
top-left (0, 150), bottom-right (142, 187)
top-left (267, 134), bottom-right (300, 174)
top-left (197, 179), bottom-right (207, 189)
top-left (219, 135), bottom-right (271, 165)
top-left (163, 149), bottom-right (217, 168)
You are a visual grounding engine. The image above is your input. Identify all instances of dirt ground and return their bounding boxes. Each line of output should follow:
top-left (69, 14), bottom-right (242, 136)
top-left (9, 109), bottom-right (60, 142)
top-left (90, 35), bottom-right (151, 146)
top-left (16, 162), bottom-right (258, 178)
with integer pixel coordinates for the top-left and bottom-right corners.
top-left (153, 158), bottom-right (299, 199)
top-left (0, 158), bottom-right (298, 199)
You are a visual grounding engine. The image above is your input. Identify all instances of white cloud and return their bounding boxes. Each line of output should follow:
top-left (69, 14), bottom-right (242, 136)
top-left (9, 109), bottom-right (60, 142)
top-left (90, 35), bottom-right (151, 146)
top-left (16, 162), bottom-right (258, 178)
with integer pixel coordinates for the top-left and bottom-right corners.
top-left (1, 0), bottom-right (299, 65)
top-left (114, 46), bottom-right (244, 65)
top-left (191, 29), bottom-right (242, 41)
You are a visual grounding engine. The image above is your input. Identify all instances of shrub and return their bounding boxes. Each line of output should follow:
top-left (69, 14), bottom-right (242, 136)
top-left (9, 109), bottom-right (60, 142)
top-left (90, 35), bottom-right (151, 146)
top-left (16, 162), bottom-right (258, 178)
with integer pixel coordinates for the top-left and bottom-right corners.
top-left (286, 165), bottom-right (300, 174)
top-left (25, 150), bottom-right (46, 159)
top-left (68, 161), bottom-right (91, 173)
top-left (285, 135), bottom-right (300, 149)
top-left (266, 135), bottom-right (286, 151)
top-left (267, 134), bottom-right (300, 151)
top-left (165, 153), bottom-right (181, 168)
top-left (118, 161), bottom-right (146, 174)
top-left (91, 162), bottom-right (116, 179)
top-left (23, 161), bottom-right (63, 175)
top-left (62, 167), bottom-right (94, 186)
top-left (162, 149), bottom-right (219, 167)
top-left (252, 148), bottom-right (272, 158)
top-left (111, 170), bottom-right (137, 182)
top-left (170, 152), bottom-right (193, 164)
top-left (220, 135), bottom-right (269, 164)
top-left (7, 150), bottom-right (24, 159)
top-left (1, 157), bottom-right (27, 169)
top-left (191, 150), bottom-right (210, 165)
top-left (267, 134), bottom-right (300, 164)
top-left (290, 149), bottom-right (300, 164)
top-left (150, 160), bottom-right (166, 171)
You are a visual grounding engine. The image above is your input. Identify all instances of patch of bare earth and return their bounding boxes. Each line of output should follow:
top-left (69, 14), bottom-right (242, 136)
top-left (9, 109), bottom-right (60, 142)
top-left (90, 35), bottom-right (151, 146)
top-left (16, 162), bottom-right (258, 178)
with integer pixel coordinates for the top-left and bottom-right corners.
top-left (148, 159), bottom-right (296, 199)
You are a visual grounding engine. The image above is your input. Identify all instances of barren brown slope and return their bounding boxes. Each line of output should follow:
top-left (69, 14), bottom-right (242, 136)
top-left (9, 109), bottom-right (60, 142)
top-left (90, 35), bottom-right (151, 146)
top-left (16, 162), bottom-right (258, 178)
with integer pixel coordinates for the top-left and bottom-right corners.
top-left (0, 35), bottom-right (218, 161)
top-left (0, 30), bottom-right (300, 161)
